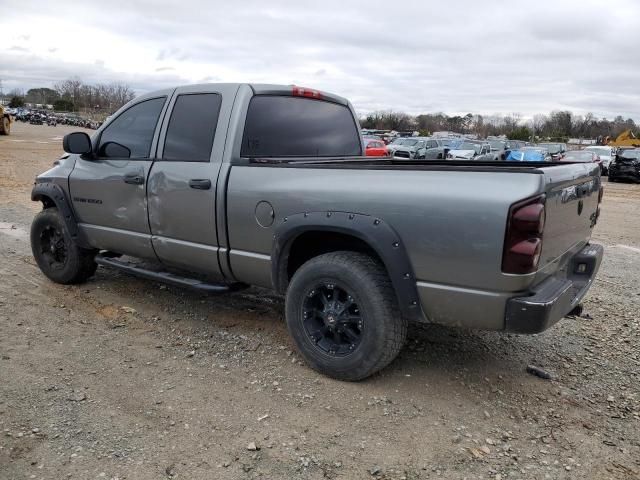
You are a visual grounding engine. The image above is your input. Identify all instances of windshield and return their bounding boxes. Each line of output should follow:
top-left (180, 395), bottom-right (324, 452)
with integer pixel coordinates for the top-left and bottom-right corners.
top-left (563, 151), bottom-right (594, 162)
top-left (619, 150), bottom-right (640, 159)
top-left (458, 142), bottom-right (481, 153)
top-left (586, 147), bottom-right (611, 156)
top-left (489, 140), bottom-right (505, 150)
top-left (401, 139), bottom-right (418, 147)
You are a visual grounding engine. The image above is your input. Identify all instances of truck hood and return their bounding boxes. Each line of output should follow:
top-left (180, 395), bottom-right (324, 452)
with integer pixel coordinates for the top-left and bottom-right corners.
top-left (448, 149), bottom-right (476, 159)
top-left (392, 146), bottom-right (418, 152)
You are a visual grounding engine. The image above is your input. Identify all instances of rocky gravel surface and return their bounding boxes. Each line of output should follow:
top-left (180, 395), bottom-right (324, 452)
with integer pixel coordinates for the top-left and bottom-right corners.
top-left (0, 123), bottom-right (639, 479)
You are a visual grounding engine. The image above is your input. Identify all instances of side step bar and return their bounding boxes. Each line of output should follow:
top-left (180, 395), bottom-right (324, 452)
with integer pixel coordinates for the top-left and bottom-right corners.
top-left (95, 253), bottom-right (246, 294)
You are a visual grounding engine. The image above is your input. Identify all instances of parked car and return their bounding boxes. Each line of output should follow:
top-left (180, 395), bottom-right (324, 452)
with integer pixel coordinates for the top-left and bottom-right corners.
top-left (488, 139), bottom-right (509, 160)
top-left (447, 141), bottom-right (494, 160)
top-left (608, 149), bottom-right (640, 183)
top-left (584, 146), bottom-right (613, 175)
top-left (421, 138), bottom-right (454, 160)
top-left (30, 82), bottom-right (604, 381)
top-left (363, 138), bottom-right (389, 157)
top-left (538, 143), bottom-right (565, 160)
top-left (561, 150), bottom-right (602, 172)
top-left (506, 147), bottom-right (551, 162)
top-left (386, 137), bottom-right (412, 156)
top-left (389, 137), bottom-right (429, 159)
top-left (507, 140), bottom-right (528, 151)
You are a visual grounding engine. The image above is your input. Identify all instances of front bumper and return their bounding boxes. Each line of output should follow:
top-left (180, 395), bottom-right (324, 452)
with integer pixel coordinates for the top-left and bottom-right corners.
top-left (609, 169), bottom-right (640, 182)
top-left (505, 243), bottom-right (604, 334)
top-left (393, 151), bottom-right (413, 159)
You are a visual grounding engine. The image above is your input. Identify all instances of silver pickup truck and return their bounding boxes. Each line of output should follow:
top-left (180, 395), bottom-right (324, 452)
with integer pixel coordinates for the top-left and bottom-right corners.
top-left (30, 83), bottom-right (604, 381)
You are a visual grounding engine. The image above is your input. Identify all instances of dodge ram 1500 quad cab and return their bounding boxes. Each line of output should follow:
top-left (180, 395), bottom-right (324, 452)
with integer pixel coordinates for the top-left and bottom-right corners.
top-left (30, 83), bottom-right (604, 380)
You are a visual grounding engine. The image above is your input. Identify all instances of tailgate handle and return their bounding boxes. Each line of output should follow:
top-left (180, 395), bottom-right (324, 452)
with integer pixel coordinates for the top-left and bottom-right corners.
top-left (189, 179), bottom-right (211, 190)
top-left (577, 185), bottom-right (590, 198)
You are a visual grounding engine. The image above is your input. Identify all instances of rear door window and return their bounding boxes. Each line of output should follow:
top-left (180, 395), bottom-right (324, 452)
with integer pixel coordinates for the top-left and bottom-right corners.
top-left (163, 93), bottom-right (222, 162)
top-left (241, 96), bottom-right (362, 157)
top-left (98, 97), bottom-right (166, 159)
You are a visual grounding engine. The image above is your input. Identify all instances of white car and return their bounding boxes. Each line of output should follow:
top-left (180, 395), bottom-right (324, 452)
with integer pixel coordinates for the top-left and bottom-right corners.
top-left (585, 146), bottom-right (614, 175)
top-left (447, 142), bottom-right (493, 160)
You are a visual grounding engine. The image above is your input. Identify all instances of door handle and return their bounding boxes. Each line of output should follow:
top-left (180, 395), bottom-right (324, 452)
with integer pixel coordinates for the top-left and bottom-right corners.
top-left (189, 179), bottom-right (212, 190)
top-left (123, 173), bottom-right (144, 185)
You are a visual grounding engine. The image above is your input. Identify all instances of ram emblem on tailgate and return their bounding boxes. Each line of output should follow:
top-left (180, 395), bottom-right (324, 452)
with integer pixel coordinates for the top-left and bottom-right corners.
top-left (560, 179), bottom-right (597, 204)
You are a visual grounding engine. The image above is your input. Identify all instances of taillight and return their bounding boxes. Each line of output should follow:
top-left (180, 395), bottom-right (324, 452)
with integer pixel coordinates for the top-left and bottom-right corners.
top-left (502, 195), bottom-right (546, 274)
top-left (292, 86), bottom-right (322, 99)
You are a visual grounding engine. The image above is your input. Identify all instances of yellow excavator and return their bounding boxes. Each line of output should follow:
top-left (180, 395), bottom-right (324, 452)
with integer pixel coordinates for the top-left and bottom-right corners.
top-left (0, 105), bottom-right (11, 135)
top-left (608, 129), bottom-right (640, 147)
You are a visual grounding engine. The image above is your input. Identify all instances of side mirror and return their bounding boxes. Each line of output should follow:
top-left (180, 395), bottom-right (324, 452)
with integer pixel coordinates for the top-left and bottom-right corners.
top-left (63, 132), bottom-right (92, 155)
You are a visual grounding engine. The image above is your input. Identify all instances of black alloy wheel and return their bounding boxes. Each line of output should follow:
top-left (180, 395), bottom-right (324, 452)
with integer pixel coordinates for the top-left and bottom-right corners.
top-left (302, 283), bottom-right (363, 357)
top-left (31, 207), bottom-right (97, 284)
top-left (38, 225), bottom-right (68, 271)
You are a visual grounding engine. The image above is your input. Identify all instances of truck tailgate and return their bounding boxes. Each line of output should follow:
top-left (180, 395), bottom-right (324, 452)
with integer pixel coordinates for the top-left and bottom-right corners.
top-left (536, 162), bottom-right (602, 277)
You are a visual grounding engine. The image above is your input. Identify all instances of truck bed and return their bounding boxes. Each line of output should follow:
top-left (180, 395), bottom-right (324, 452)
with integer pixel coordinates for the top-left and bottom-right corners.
top-left (226, 158), bottom-right (601, 330)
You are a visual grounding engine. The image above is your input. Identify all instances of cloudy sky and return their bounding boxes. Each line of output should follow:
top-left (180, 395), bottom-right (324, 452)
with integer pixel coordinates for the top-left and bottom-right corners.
top-left (1, 0), bottom-right (639, 120)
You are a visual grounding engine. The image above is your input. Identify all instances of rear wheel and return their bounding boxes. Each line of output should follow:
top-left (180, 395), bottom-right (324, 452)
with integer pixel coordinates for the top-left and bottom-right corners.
top-left (285, 251), bottom-right (407, 381)
top-left (30, 208), bottom-right (97, 284)
top-left (0, 117), bottom-right (10, 135)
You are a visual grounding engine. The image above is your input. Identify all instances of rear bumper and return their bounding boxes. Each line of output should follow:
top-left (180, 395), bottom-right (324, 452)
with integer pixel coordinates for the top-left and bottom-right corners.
top-left (505, 243), bottom-right (603, 334)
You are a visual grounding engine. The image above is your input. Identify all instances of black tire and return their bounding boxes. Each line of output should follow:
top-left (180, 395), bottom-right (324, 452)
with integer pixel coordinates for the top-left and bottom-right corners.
top-left (0, 117), bottom-right (9, 135)
top-left (30, 207), bottom-right (97, 284)
top-left (285, 251), bottom-right (407, 381)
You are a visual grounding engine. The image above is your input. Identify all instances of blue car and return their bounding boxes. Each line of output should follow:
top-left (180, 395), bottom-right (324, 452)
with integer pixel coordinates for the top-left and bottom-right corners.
top-left (506, 148), bottom-right (548, 162)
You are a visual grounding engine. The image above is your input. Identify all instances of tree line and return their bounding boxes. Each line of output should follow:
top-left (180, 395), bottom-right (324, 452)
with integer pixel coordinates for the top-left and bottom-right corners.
top-left (7, 77), bottom-right (135, 116)
top-left (360, 110), bottom-right (639, 141)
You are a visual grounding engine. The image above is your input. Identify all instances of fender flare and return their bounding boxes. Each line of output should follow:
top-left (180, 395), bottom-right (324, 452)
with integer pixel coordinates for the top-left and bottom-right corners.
top-left (31, 182), bottom-right (90, 248)
top-left (272, 211), bottom-right (424, 322)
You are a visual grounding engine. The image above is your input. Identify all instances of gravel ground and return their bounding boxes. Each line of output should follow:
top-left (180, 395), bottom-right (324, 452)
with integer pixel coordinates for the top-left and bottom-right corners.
top-left (0, 123), bottom-right (639, 480)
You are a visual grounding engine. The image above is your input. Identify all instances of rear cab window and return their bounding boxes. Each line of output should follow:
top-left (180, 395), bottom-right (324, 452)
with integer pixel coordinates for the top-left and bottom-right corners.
top-left (241, 96), bottom-right (362, 158)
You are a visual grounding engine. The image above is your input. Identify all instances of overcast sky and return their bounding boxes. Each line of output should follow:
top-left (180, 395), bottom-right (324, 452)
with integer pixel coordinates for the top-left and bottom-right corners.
top-left (1, 0), bottom-right (639, 120)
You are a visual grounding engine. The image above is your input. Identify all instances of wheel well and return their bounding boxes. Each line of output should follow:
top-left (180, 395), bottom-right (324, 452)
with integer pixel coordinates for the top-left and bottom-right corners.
top-left (34, 194), bottom-right (56, 209)
top-left (285, 231), bottom-right (384, 284)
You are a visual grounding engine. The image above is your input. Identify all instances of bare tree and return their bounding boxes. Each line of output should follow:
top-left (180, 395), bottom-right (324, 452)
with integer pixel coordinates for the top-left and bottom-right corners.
top-left (51, 78), bottom-right (135, 114)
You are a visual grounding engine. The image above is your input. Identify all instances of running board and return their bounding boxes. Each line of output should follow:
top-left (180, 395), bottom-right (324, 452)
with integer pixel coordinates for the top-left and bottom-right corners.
top-left (95, 253), bottom-right (245, 293)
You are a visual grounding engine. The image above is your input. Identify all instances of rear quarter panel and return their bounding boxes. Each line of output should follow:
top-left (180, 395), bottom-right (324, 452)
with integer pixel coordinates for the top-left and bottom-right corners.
top-left (226, 166), bottom-right (545, 294)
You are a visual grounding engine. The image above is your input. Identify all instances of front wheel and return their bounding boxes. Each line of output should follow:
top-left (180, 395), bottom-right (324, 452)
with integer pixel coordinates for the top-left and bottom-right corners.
top-left (285, 251), bottom-right (407, 381)
top-left (30, 208), bottom-right (97, 284)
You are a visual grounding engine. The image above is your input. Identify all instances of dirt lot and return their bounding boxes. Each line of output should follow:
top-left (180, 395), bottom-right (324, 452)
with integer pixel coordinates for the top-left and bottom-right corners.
top-left (1, 122), bottom-right (639, 480)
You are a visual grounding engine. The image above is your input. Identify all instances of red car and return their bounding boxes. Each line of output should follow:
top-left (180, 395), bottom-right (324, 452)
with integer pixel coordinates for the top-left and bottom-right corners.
top-left (364, 138), bottom-right (389, 157)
